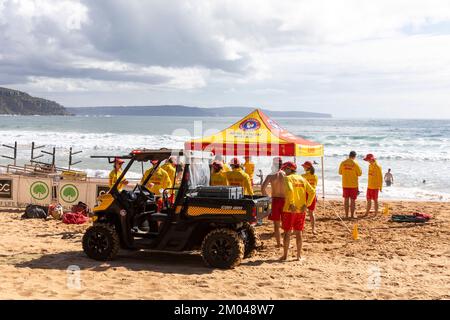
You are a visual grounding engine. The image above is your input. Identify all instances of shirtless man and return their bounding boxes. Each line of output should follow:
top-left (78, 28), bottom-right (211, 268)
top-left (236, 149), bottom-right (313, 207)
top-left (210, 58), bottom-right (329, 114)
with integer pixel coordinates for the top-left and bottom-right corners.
top-left (384, 169), bottom-right (394, 187)
top-left (261, 157), bottom-right (285, 247)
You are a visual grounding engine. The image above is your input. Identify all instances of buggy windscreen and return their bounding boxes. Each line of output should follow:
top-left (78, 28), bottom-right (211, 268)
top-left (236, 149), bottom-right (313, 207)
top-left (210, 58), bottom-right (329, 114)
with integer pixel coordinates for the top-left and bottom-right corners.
top-left (188, 157), bottom-right (210, 189)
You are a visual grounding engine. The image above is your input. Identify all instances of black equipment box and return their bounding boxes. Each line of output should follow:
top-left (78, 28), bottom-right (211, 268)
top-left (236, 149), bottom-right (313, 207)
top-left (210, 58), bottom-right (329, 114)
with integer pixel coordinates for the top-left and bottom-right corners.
top-left (196, 186), bottom-right (244, 199)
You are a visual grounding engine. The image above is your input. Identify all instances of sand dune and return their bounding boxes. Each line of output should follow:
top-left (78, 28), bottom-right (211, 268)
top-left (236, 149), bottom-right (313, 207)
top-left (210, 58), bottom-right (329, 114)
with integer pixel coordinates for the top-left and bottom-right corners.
top-left (0, 200), bottom-right (448, 300)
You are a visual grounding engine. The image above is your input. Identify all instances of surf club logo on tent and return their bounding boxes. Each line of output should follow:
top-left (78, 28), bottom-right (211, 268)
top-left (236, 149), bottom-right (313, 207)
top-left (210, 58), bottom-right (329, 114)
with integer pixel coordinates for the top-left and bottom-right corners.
top-left (240, 118), bottom-right (261, 131)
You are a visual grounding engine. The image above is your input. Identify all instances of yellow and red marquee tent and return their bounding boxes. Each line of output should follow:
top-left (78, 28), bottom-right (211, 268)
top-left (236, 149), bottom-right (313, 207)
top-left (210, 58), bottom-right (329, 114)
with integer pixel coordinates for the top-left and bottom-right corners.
top-left (185, 108), bottom-right (324, 157)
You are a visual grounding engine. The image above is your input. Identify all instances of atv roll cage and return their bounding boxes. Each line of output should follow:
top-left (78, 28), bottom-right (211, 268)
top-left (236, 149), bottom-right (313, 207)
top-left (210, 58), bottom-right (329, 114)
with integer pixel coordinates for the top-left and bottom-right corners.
top-left (91, 148), bottom-right (185, 194)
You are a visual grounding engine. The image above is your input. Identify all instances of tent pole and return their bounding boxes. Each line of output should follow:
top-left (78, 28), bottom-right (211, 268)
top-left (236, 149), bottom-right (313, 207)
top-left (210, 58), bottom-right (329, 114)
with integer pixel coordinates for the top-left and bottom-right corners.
top-left (321, 156), bottom-right (325, 200)
top-left (321, 156), bottom-right (325, 216)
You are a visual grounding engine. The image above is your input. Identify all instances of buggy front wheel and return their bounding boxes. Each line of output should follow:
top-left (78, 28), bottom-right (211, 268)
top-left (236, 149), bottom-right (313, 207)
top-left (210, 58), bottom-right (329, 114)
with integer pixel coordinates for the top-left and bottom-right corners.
top-left (82, 224), bottom-right (120, 261)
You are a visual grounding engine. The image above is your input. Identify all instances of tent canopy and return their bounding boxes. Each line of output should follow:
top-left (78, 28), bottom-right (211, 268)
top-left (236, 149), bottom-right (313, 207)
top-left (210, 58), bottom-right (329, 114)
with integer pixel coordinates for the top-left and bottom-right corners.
top-left (185, 109), bottom-right (324, 157)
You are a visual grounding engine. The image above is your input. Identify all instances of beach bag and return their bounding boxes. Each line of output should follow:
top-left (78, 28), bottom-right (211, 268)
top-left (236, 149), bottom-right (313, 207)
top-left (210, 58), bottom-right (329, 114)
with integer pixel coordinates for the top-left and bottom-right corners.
top-left (21, 204), bottom-right (48, 219)
top-left (415, 212), bottom-right (432, 220)
top-left (71, 201), bottom-right (89, 216)
top-left (62, 212), bottom-right (89, 224)
top-left (391, 212), bottom-right (431, 223)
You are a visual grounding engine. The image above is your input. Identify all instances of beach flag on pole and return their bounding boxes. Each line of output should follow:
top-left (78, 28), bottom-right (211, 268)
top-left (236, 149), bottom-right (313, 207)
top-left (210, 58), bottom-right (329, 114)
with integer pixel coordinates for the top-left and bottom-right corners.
top-left (352, 224), bottom-right (359, 240)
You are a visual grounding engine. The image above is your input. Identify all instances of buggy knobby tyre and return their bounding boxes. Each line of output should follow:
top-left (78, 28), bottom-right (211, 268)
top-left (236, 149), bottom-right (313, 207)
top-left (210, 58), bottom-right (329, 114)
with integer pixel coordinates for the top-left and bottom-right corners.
top-left (240, 222), bottom-right (260, 258)
top-left (82, 224), bottom-right (120, 261)
top-left (201, 228), bottom-right (244, 269)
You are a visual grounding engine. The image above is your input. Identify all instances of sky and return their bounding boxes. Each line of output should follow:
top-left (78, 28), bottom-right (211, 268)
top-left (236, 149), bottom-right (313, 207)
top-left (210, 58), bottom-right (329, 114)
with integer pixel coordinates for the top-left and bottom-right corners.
top-left (1, 0), bottom-right (450, 118)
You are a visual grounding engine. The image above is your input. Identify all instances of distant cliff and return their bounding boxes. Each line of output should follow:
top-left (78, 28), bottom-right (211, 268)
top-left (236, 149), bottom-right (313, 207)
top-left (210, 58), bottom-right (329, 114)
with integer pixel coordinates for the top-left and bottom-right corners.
top-left (0, 87), bottom-right (69, 115)
top-left (69, 105), bottom-right (332, 118)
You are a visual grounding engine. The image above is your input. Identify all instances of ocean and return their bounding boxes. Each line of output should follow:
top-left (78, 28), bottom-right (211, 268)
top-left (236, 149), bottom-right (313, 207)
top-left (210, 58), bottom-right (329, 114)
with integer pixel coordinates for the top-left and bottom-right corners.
top-left (0, 115), bottom-right (449, 201)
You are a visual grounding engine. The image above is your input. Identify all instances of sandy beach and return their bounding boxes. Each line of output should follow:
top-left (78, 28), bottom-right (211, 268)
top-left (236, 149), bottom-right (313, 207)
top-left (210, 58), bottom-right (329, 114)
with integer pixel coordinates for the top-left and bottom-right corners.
top-left (0, 199), bottom-right (448, 300)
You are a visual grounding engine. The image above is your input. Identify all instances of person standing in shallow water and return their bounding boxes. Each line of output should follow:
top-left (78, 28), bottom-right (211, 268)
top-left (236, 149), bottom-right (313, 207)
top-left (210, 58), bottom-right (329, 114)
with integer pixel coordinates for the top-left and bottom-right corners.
top-left (384, 169), bottom-right (394, 187)
top-left (338, 151), bottom-right (362, 219)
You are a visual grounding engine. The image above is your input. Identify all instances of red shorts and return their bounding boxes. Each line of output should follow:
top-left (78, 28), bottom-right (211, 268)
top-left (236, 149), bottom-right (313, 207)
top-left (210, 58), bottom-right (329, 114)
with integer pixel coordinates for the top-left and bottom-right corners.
top-left (343, 188), bottom-right (358, 200)
top-left (366, 188), bottom-right (379, 201)
top-left (281, 212), bottom-right (306, 231)
top-left (306, 195), bottom-right (317, 211)
top-left (269, 197), bottom-right (285, 221)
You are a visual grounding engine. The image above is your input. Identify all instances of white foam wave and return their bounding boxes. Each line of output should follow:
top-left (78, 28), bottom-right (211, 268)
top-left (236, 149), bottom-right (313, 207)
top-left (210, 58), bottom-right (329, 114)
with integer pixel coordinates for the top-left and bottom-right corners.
top-left (0, 130), bottom-right (188, 152)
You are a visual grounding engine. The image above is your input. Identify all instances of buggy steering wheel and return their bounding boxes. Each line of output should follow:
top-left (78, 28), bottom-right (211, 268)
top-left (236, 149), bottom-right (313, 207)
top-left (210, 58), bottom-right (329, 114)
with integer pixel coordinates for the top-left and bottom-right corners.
top-left (137, 184), bottom-right (154, 200)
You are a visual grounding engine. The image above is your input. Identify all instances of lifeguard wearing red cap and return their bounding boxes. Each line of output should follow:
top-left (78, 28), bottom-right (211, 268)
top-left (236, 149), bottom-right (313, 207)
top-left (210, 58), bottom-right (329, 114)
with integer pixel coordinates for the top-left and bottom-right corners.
top-left (363, 154), bottom-right (376, 162)
top-left (212, 161), bottom-right (224, 170)
top-left (301, 161), bottom-right (313, 169)
top-left (114, 157), bottom-right (124, 164)
top-left (230, 157), bottom-right (241, 166)
top-left (281, 161), bottom-right (297, 171)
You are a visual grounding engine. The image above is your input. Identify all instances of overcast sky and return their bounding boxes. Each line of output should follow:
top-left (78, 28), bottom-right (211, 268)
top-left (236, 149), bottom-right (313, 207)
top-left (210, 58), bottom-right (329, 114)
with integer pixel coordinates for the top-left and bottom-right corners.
top-left (1, 0), bottom-right (450, 118)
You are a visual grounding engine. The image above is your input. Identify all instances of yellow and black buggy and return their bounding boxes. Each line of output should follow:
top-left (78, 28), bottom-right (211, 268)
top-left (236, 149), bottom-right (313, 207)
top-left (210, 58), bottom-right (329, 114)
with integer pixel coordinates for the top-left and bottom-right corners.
top-left (82, 149), bottom-right (271, 269)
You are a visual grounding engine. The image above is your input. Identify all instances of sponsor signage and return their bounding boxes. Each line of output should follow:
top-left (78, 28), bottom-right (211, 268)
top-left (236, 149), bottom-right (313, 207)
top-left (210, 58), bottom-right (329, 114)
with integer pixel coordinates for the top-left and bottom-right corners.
top-left (96, 185), bottom-right (110, 197)
top-left (60, 184), bottom-right (80, 204)
top-left (239, 118), bottom-right (261, 131)
top-left (30, 181), bottom-right (50, 201)
top-left (0, 179), bottom-right (12, 199)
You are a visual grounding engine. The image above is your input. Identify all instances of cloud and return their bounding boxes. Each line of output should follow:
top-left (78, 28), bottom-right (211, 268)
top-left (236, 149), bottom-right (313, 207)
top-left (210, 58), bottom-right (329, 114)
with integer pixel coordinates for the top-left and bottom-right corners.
top-left (1, 0), bottom-right (450, 117)
top-left (80, 0), bottom-right (252, 72)
top-left (0, 0), bottom-right (219, 88)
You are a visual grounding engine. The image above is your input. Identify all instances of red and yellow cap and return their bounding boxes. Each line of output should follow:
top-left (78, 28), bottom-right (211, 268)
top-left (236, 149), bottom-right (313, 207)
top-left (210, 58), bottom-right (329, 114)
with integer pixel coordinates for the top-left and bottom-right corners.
top-left (301, 161), bottom-right (313, 169)
top-left (230, 157), bottom-right (241, 166)
top-left (281, 161), bottom-right (297, 171)
top-left (114, 157), bottom-right (124, 164)
top-left (363, 154), bottom-right (376, 161)
top-left (212, 161), bottom-right (223, 170)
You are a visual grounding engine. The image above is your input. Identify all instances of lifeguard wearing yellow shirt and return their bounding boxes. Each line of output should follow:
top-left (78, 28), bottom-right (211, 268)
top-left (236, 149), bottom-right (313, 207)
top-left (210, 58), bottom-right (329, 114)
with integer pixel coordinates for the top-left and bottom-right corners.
top-left (301, 160), bottom-right (319, 235)
top-left (338, 151), bottom-right (362, 219)
top-left (301, 162), bottom-right (318, 190)
top-left (109, 157), bottom-right (128, 191)
top-left (225, 158), bottom-right (253, 196)
top-left (140, 161), bottom-right (171, 195)
top-left (282, 163), bottom-right (315, 215)
top-left (363, 153), bottom-right (383, 216)
top-left (280, 161), bottom-right (315, 261)
top-left (243, 156), bottom-right (255, 183)
top-left (213, 155), bottom-right (231, 172)
top-left (210, 161), bottom-right (229, 186)
top-left (161, 157), bottom-right (177, 187)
